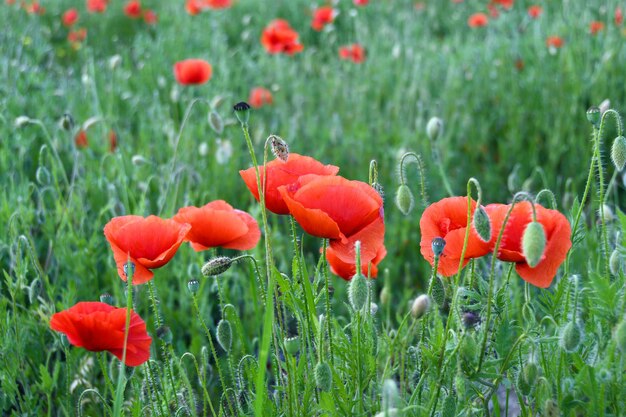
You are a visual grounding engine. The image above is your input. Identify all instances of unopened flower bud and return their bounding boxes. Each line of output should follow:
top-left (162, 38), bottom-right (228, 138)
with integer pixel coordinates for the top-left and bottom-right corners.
top-left (473, 205), bottom-right (491, 242)
top-left (441, 392), bottom-right (457, 417)
top-left (542, 399), bottom-right (560, 417)
top-left (395, 184), bottom-right (414, 215)
top-left (208, 111), bottom-right (224, 134)
top-left (156, 325), bottom-right (173, 344)
top-left (426, 117), bottom-right (443, 141)
top-left (233, 101), bottom-right (251, 125)
top-left (462, 311), bottom-right (480, 328)
top-left (615, 319), bottom-right (626, 353)
top-left (610, 249), bottom-right (622, 276)
top-left (560, 321), bottom-right (582, 353)
top-left (314, 362), bottom-right (332, 391)
top-left (100, 293), bottom-right (114, 305)
top-left (187, 279), bottom-right (200, 294)
top-left (349, 273), bottom-right (368, 311)
top-left (381, 379), bottom-right (399, 411)
top-left (216, 319), bottom-right (232, 353)
top-left (61, 113), bottom-right (74, 131)
top-left (28, 278), bottom-right (42, 304)
top-left (269, 135), bottom-right (289, 162)
top-left (431, 237), bottom-right (445, 258)
top-left (15, 116), bottom-right (31, 128)
top-left (379, 287), bottom-right (390, 305)
top-left (611, 136), bottom-right (626, 171)
top-left (202, 256), bottom-right (233, 277)
top-left (284, 336), bottom-right (300, 356)
top-left (522, 221), bottom-right (546, 268)
top-left (410, 294), bottom-right (430, 319)
top-left (586, 106), bottom-right (601, 127)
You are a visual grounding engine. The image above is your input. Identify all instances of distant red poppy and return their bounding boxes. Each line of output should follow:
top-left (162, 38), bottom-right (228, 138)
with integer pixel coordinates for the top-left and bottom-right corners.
top-left (186, 0), bottom-right (203, 15)
top-left (339, 44), bottom-right (365, 63)
top-left (527, 5), bottom-right (542, 19)
top-left (68, 28), bottom-right (87, 45)
top-left (23, 1), bottom-right (44, 14)
top-left (173, 201), bottom-right (260, 251)
top-left (75, 130), bottom-right (88, 148)
top-left (514, 58), bottom-right (524, 71)
top-left (325, 216), bottom-right (386, 280)
top-left (487, 4), bottom-right (499, 18)
top-left (62, 8), bottom-right (79, 26)
top-left (50, 302), bottom-right (152, 366)
top-left (311, 6), bottom-right (336, 31)
top-left (143, 9), bottom-right (157, 24)
top-left (108, 130), bottom-right (118, 152)
top-left (104, 215), bottom-right (191, 284)
top-left (124, 0), bottom-right (142, 18)
top-left (6, 0), bottom-right (17, 5)
top-left (419, 197), bottom-right (491, 277)
top-left (240, 153), bottom-right (339, 215)
top-left (204, 0), bottom-right (231, 9)
top-left (616, 7), bottom-right (624, 26)
top-left (546, 35), bottom-right (564, 48)
top-left (589, 21), bottom-right (605, 35)
top-left (492, 0), bottom-right (513, 10)
top-left (353, 0), bottom-right (368, 5)
top-left (261, 19), bottom-right (304, 55)
top-left (484, 202), bottom-right (571, 288)
top-left (414, 2), bottom-right (425, 10)
top-left (249, 87), bottom-right (273, 108)
top-left (468, 13), bottom-right (488, 28)
top-left (173, 59), bottom-right (212, 85)
top-left (278, 175), bottom-right (383, 242)
top-left (87, 0), bottom-right (108, 13)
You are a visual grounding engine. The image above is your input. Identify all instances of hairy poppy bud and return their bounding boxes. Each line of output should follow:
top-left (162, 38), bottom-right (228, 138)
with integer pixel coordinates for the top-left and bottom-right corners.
top-left (431, 276), bottom-right (445, 306)
top-left (61, 113), bottom-right (74, 131)
top-left (28, 278), bottom-right (42, 304)
top-left (460, 334), bottom-right (478, 373)
top-left (269, 135), bottom-right (289, 162)
top-left (611, 136), bottom-right (626, 171)
top-left (441, 392), bottom-right (457, 417)
top-left (233, 101), bottom-right (251, 125)
top-left (395, 184), bottom-right (414, 215)
top-left (410, 294), bottom-right (430, 319)
top-left (216, 319), bottom-right (232, 353)
top-left (314, 362), bottom-right (332, 391)
top-left (187, 279), bottom-right (200, 294)
top-left (560, 321), bottom-right (582, 353)
top-left (522, 221), bottom-right (546, 268)
top-left (473, 205), bottom-right (491, 242)
top-left (586, 106), bottom-right (601, 127)
top-left (157, 325), bottom-right (173, 344)
top-left (431, 237), bottom-right (445, 258)
top-left (542, 399), bottom-right (560, 417)
top-left (615, 319), bottom-right (626, 353)
top-left (610, 249), bottom-right (622, 276)
top-left (462, 311), bottom-right (480, 328)
top-left (202, 256), bottom-right (233, 277)
top-left (382, 379), bottom-right (399, 411)
top-left (379, 287), bottom-right (390, 305)
top-left (349, 273), bottom-right (368, 311)
top-left (100, 293), bottom-right (114, 305)
top-left (426, 117), bottom-right (443, 141)
top-left (284, 336), bottom-right (300, 356)
top-left (208, 110), bottom-right (224, 134)
top-left (517, 361), bottom-right (538, 396)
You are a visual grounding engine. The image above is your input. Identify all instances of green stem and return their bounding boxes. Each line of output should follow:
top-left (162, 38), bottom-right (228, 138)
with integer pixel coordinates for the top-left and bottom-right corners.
top-left (321, 239), bottom-right (335, 367)
top-left (112, 260), bottom-right (134, 417)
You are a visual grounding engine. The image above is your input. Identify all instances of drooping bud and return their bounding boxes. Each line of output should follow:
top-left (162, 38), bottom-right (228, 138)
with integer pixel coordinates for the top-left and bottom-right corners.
top-left (28, 278), bottom-right (42, 304)
top-left (314, 362), bottom-right (332, 391)
top-left (472, 205), bottom-right (491, 242)
top-left (611, 136), bottom-right (626, 171)
top-left (410, 294), bottom-right (430, 319)
top-left (349, 273), bottom-right (368, 311)
top-left (61, 113), bottom-right (74, 131)
top-left (156, 325), bottom-right (173, 344)
top-left (381, 379), bottom-right (399, 412)
top-left (187, 279), bottom-right (200, 294)
top-left (586, 106), bottom-right (601, 127)
top-left (201, 256), bottom-right (233, 277)
top-left (233, 101), bottom-right (251, 125)
top-left (431, 276), bottom-right (445, 306)
top-left (284, 336), bottom-right (300, 356)
top-left (522, 221), bottom-right (546, 268)
top-left (431, 237), bottom-right (446, 258)
top-left (216, 319), bottom-right (232, 353)
top-left (208, 110), bottom-right (224, 134)
top-left (560, 321), bottom-right (582, 353)
top-left (35, 166), bottom-right (51, 186)
top-left (615, 319), bottom-right (626, 353)
top-left (269, 135), bottom-right (289, 162)
top-left (426, 117), bottom-right (443, 141)
top-left (100, 293), bottom-right (114, 305)
top-left (395, 184), bottom-right (414, 215)
top-left (517, 361), bottom-right (539, 396)
top-left (610, 249), bottom-right (622, 276)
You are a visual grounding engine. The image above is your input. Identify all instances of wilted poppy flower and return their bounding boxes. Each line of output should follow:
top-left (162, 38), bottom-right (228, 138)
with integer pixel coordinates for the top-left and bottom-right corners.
top-left (353, 0), bottom-right (368, 5)
top-left (50, 302), bottom-right (152, 366)
top-left (311, 6), bottom-right (336, 31)
top-left (484, 202), bottom-right (571, 288)
top-left (527, 5), bottom-right (542, 19)
top-left (68, 28), bottom-right (87, 45)
top-left (278, 174), bottom-right (383, 242)
top-left (62, 8), bottom-right (79, 26)
top-left (261, 19), bottom-right (304, 55)
top-left (546, 35), bottom-right (564, 48)
top-left (339, 44), bottom-right (365, 63)
top-left (240, 153), bottom-right (339, 215)
top-left (468, 13), bottom-right (488, 28)
top-left (616, 7), bottom-right (624, 26)
top-left (104, 215), bottom-right (191, 284)
top-left (419, 197), bottom-right (491, 277)
top-left (87, 0), bottom-right (108, 13)
top-left (589, 21), bottom-right (605, 35)
top-left (204, 0), bottom-right (231, 9)
top-left (173, 59), bottom-right (212, 85)
top-left (75, 129), bottom-right (88, 148)
top-left (249, 87), bottom-right (273, 108)
top-left (143, 9), bottom-right (157, 24)
top-left (173, 200), bottom-right (260, 251)
top-left (124, 0), bottom-right (142, 18)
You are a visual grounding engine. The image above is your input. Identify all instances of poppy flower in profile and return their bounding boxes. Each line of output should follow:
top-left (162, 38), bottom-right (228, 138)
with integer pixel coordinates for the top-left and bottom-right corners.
top-left (261, 19), bottom-right (304, 55)
top-left (104, 215), bottom-right (191, 285)
top-left (204, 0), bottom-right (231, 9)
top-left (546, 35), bottom-right (564, 49)
top-left (87, 0), bottom-right (108, 13)
top-left (143, 9), bottom-right (157, 24)
top-left (68, 28), bottom-right (87, 45)
top-left (50, 302), bottom-right (152, 366)
top-left (419, 197), bottom-right (491, 277)
top-left (278, 174), bottom-right (383, 242)
top-left (339, 44), bottom-right (365, 63)
top-left (484, 202), bottom-right (572, 288)
top-left (249, 87), bottom-right (273, 108)
top-left (173, 201), bottom-right (260, 251)
top-left (240, 153), bottom-right (339, 215)
top-left (75, 129), bottom-right (88, 148)
top-left (353, 0), bottom-right (368, 5)
top-left (173, 59), bottom-right (212, 85)
top-left (124, 0), bottom-right (142, 18)
top-left (589, 21), bottom-right (605, 35)
top-left (527, 5), bottom-right (542, 19)
top-left (468, 13), bottom-right (488, 28)
top-left (62, 8), bottom-right (79, 26)
top-left (616, 7), bottom-right (624, 26)
top-left (311, 6), bottom-right (336, 31)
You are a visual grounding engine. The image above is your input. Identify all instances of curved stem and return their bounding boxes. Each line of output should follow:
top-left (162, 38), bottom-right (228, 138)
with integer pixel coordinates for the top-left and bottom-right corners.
top-left (399, 152), bottom-right (429, 206)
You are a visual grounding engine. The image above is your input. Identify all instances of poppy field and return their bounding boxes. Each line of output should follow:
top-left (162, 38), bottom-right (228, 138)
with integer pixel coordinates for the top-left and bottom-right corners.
top-left (2, 0), bottom-right (626, 416)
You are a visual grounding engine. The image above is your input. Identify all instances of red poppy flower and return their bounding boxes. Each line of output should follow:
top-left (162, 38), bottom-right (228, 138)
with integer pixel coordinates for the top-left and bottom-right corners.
top-left (204, 0), bottom-right (231, 9)
top-left (124, 0), bottom-right (142, 18)
top-left (487, 4), bottom-right (499, 18)
top-left (278, 175), bottom-right (383, 242)
top-left (240, 153), bottom-right (339, 215)
top-left (6, 0), bottom-right (17, 4)
top-left (492, 0), bottom-right (513, 10)
top-left (143, 9), bottom-right (157, 24)
top-left (515, 58), bottom-right (524, 71)
top-left (75, 129), bottom-right (88, 148)
top-left (108, 130), bottom-right (118, 152)
top-left (468, 13), bottom-right (488, 28)
top-left (104, 215), bottom-right (191, 285)
top-left (419, 197), bottom-right (491, 277)
top-left (484, 202), bottom-right (571, 288)
top-left (261, 19), bottom-right (304, 55)
top-left (68, 28), bottom-right (87, 45)
top-left (173, 59), bottom-right (212, 85)
top-left (186, 0), bottom-right (203, 15)
top-left (23, 1), bottom-right (44, 14)
top-left (353, 0), bottom-right (368, 5)
top-left (311, 6), bottom-right (336, 31)
top-left (87, 0), bottom-right (108, 13)
top-left (589, 21), bottom-right (605, 35)
top-left (339, 44), bottom-right (365, 63)
top-left (325, 216), bottom-right (386, 280)
top-left (616, 7), bottom-right (624, 26)
top-left (527, 5), bottom-right (542, 19)
top-left (62, 8), bottom-right (79, 26)
top-left (173, 201), bottom-right (260, 251)
top-left (249, 87), bottom-right (273, 108)
top-left (50, 302), bottom-right (152, 366)
top-left (546, 35), bottom-right (564, 48)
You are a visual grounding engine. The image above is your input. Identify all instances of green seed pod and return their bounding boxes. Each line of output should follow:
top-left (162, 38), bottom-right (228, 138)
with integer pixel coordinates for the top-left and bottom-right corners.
top-left (472, 205), bottom-right (492, 242)
top-left (217, 319), bottom-right (232, 353)
top-left (100, 293), bottom-right (114, 305)
top-left (208, 110), bottom-right (224, 134)
top-left (615, 319), bottom-right (626, 353)
top-left (395, 184), bottom-right (414, 215)
top-left (381, 379), bottom-right (399, 412)
top-left (349, 273), bottom-right (369, 311)
top-left (269, 135), bottom-right (289, 162)
top-left (61, 113), bottom-right (74, 131)
top-left (431, 276), bottom-right (445, 306)
top-left (611, 136), bottom-right (626, 171)
top-left (522, 221), bottom-right (546, 268)
top-left (610, 249), bottom-right (622, 276)
top-left (426, 117), bottom-right (443, 141)
top-left (440, 392), bottom-right (457, 417)
top-left (233, 101), bottom-right (251, 125)
top-left (431, 237), bottom-right (446, 258)
top-left (314, 362), bottom-right (332, 391)
top-left (284, 336), bottom-right (300, 356)
top-left (187, 279), bottom-right (200, 294)
top-left (156, 326), bottom-right (173, 344)
top-left (411, 294), bottom-right (430, 319)
top-left (560, 321), bottom-right (582, 353)
top-left (586, 106), bottom-right (601, 127)
top-left (202, 256), bottom-right (233, 277)
top-left (542, 399), bottom-right (560, 417)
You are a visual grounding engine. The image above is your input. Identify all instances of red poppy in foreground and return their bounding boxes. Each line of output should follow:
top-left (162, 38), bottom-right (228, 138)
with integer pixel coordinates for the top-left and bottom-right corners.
top-left (279, 175), bottom-right (383, 242)
top-left (62, 8), bottom-right (79, 26)
top-left (589, 21), bottom-right (605, 35)
top-left (485, 202), bottom-right (571, 288)
top-left (311, 6), bottom-right (337, 31)
top-left (173, 201), bottom-right (260, 251)
top-left (104, 215), bottom-right (191, 284)
top-left (468, 12), bottom-right (488, 27)
top-left (124, 0), bottom-right (142, 18)
top-left (339, 44), bottom-right (365, 63)
top-left (240, 153), bottom-right (339, 215)
top-left (546, 35), bottom-right (564, 49)
top-left (527, 5), bottom-right (542, 19)
top-left (249, 87), bottom-right (273, 108)
top-left (173, 59), bottom-right (212, 85)
top-left (261, 19), bottom-right (303, 55)
top-left (50, 302), bottom-right (152, 366)
top-left (419, 197), bottom-right (491, 277)
top-left (87, 0), bottom-right (108, 13)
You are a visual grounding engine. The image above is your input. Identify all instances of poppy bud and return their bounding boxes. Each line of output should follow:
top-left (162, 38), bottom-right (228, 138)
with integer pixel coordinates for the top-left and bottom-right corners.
top-left (381, 379), bottom-right (399, 411)
top-left (372, 181), bottom-right (385, 200)
top-left (374, 409), bottom-right (399, 417)
top-left (611, 136), bottom-right (626, 171)
top-left (370, 302), bottom-right (379, 315)
top-left (269, 135), bottom-right (289, 162)
top-left (395, 184), bottom-right (414, 215)
top-left (610, 249), bottom-right (622, 276)
top-left (123, 262), bottom-right (136, 278)
top-left (560, 321), bottom-right (582, 353)
top-left (35, 166), bottom-right (51, 186)
top-left (233, 101), bottom-right (251, 125)
top-left (100, 293), bottom-right (114, 305)
top-left (216, 319), bottom-right (232, 353)
top-left (131, 155), bottom-right (150, 166)
top-left (28, 278), bottom-right (41, 304)
top-left (462, 311), bottom-right (480, 328)
top-left (202, 256), bottom-right (233, 277)
top-left (314, 361), bottom-right (332, 391)
top-left (460, 334), bottom-right (478, 372)
top-left (542, 399), bottom-right (560, 417)
top-left (426, 117), bottom-right (443, 141)
top-left (517, 361), bottom-right (538, 396)
top-left (187, 279), bottom-right (200, 294)
top-left (15, 116), bottom-right (31, 128)
top-left (599, 204), bottom-right (615, 221)
top-left (440, 392), bottom-right (457, 417)
top-left (349, 273), bottom-right (368, 311)
top-left (410, 294), bottom-right (430, 319)
top-left (379, 287), bottom-right (390, 305)
top-left (284, 336), bottom-right (300, 356)
top-left (597, 369), bottom-right (612, 383)
top-left (522, 221), bottom-right (546, 268)
top-left (431, 276), bottom-right (445, 306)
top-left (472, 205), bottom-right (492, 242)
top-left (157, 325), bottom-right (173, 344)
top-left (208, 110), bottom-right (224, 134)
top-left (615, 319), bottom-right (626, 353)
top-left (431, 237), bottom-right (446, 258)
top-left (61, 113), bottom-right (74, 131)
top-left (586, 106), bottom-right (601, 127)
